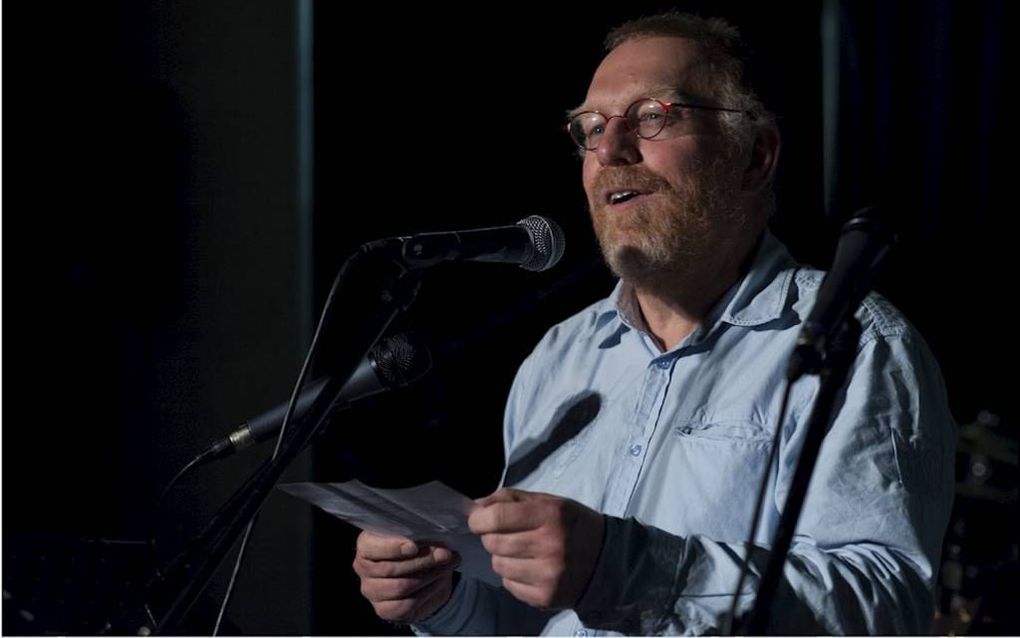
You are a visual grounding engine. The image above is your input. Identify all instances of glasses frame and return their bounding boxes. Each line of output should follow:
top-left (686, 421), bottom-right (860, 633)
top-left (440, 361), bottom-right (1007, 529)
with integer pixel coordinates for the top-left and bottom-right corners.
top-left (565, 97), bottom-right (750, 151)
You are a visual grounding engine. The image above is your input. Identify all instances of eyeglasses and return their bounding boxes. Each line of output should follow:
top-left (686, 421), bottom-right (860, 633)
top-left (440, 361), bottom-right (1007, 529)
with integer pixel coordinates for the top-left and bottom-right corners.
top-left (566, 97), bottom-right (748, 151)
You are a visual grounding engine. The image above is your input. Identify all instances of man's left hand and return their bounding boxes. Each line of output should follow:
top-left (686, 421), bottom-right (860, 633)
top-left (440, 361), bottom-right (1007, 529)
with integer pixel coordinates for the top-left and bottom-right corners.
top-left (468, 488), bottom-right (605, 609)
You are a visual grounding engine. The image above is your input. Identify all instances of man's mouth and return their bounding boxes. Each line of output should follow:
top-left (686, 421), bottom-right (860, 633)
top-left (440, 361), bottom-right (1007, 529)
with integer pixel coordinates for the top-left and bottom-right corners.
top-left (606, 190), bottom-right (645, 206)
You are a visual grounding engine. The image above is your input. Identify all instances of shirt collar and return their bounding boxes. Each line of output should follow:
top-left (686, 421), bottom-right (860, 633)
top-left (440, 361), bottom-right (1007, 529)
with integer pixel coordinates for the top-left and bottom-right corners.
top-left (593, 230), bottom-right (798, 340)
top-left (718, 230), bottom-right (798, 327)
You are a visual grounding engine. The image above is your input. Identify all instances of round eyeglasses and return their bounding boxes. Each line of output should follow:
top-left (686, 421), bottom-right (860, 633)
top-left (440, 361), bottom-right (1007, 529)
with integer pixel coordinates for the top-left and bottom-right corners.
top-left (566, 97), bottom-right (749, 151)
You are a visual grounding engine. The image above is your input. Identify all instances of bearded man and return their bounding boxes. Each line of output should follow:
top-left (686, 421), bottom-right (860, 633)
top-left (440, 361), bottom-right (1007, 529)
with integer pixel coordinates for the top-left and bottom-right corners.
top-left (352, 12), bottom-right (955, 635)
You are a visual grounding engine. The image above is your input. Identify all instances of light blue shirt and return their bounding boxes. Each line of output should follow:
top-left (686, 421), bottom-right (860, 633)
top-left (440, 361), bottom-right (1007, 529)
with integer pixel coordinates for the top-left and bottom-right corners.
top-left (417, 231), bottom-right (955, 635)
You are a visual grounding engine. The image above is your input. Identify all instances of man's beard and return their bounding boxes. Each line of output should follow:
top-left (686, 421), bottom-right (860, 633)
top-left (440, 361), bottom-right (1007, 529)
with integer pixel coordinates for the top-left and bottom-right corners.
top-left (589, 153), bottom-right (745, 288)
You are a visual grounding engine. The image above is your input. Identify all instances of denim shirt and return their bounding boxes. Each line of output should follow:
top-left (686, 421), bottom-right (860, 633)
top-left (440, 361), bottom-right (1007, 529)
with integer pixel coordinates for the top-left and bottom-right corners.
top-left (416, 231), bottom-right (955, 635)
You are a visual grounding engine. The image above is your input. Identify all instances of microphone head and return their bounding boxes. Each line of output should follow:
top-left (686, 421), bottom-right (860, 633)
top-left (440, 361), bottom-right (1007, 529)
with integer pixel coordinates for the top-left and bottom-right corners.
top-left (371, 332), bottom-right (432, 388)
top-left (517, 215), bottom-right (565, 272)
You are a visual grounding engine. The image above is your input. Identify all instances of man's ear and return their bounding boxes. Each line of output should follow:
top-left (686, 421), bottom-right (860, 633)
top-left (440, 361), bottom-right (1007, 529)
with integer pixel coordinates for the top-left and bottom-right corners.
top-left (742, 124), bottom-right (781, 193)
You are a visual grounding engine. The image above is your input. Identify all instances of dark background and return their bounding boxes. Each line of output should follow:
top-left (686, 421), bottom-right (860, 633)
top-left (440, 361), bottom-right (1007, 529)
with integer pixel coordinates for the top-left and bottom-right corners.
top-left (3, 0), bottom-right (1014, 635)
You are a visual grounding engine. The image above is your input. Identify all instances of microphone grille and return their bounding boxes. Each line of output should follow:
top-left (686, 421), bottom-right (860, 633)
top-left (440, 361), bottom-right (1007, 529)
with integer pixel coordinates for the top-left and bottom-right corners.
top-left (517, 215), bottom-right (566, 272)
top-left (371, 332), bottom-right (433, 388)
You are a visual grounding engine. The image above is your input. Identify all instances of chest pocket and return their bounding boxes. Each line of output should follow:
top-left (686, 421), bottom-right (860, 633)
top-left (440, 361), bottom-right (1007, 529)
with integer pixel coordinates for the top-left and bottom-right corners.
top-left (675, 419), bottom-right (774, 446)
top-left (667, 418), bottom-right (776, 531)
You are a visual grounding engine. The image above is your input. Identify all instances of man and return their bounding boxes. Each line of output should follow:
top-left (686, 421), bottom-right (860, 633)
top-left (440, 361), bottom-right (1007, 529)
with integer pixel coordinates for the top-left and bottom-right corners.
top-left (353, 12), bottom-right (955, 634)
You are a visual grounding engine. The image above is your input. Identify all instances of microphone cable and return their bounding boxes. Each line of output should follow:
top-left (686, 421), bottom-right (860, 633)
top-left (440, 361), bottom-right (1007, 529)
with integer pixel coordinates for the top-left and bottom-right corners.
top-left (210, 247), bottom-right (360, 635)
top-left (157, 450), bottom-right (218, 510)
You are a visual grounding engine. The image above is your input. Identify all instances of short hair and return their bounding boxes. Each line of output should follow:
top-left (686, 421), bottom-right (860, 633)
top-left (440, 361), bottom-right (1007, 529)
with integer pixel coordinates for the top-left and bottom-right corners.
top-left (605, 12), bottom-right (775, 149)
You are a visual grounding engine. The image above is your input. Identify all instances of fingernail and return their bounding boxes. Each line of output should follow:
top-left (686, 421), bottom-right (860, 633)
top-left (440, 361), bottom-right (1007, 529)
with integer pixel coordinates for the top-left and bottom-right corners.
top-left (400, 542), bottom-right (418, 557)
top-left (433, 547), bottom-right (453, 563)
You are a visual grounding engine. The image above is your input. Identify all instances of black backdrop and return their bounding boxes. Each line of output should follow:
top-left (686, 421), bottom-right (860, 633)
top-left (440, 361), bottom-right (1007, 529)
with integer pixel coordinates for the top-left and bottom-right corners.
top-left (3, 0), bottom-right (1013, 635)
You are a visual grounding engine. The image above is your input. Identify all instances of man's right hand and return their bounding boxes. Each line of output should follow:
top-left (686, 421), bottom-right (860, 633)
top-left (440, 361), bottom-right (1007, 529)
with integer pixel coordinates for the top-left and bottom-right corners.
top-left (352, 531), bottom-right (460, 623)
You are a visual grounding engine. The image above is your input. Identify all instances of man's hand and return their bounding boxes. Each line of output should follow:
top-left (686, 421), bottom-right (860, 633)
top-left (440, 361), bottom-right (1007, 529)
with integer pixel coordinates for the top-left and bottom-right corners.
top-left (352, 531), bottom-right (459, 623)
top-left (468, 488), bottom-right (605, 609)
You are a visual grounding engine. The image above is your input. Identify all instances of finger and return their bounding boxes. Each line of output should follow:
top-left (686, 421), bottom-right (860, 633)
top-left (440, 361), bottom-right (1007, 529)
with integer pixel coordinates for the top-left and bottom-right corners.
top-left (373, 597), bottom-right (418, 623)
top-left (356, 531), bottom-right (419, 560)
top-left (354, 545), bottom-right (457, 579)
top-left (469, 500), bottom-right (546, 535)
top-left (502, 577), bottom-right (556, 610)
top-left (407, 573), bottom-right (455, 620)
top-left (372, 573), bottom-right (449, 623)
top-left (360, 561), bottom-right (457, 603)
top-left (479, 530), bottom-right (538, 558)
top-left (490, 555), bottom-right (549, 587)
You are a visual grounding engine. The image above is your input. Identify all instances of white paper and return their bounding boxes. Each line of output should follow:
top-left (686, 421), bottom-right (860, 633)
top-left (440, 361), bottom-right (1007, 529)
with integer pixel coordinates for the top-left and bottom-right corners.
top-left (278, 479), bottom-right (501, 587)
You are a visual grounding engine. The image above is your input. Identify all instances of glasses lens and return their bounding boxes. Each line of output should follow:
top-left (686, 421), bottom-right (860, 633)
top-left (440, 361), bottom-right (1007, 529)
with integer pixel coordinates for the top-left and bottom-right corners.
top-left (627, 99), bottom-right (669, 140)
top-left (569, 112), bottom-right (606, 150)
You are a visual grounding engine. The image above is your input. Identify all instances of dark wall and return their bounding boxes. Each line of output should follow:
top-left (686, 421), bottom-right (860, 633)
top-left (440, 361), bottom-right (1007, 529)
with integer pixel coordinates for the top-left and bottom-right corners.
top-left (4, 1), bottom-right (312, 634)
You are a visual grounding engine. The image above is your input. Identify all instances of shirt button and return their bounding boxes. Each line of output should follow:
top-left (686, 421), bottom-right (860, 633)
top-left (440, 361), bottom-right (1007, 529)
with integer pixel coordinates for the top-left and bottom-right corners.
top-left (657, 359), bottom-right (671, 369)
top-left (575, 631), bottom-right (589, 637)
top-left (629, 443), bottom-right (643, 456)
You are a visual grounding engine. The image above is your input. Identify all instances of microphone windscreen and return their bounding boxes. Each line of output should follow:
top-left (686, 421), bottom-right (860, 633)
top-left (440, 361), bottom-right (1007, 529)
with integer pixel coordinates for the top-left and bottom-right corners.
top-left (372, 332), bottom-right (432, 387)
top-left (518, 215), bottom-right (566, 272)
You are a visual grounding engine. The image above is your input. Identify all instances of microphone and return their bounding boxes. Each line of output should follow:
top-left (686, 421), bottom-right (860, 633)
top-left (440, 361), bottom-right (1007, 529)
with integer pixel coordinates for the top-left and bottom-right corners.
top-left (400, 215), bottom-right (565, 271)
top-left (787, 206), bottom-right (896, 380)
top-left (202, 332), bottom-right (432, 461)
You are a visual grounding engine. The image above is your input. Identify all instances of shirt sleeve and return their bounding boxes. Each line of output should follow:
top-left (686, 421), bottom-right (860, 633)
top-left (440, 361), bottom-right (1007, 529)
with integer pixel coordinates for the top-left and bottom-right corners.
top-left (573, 330), bottom-right (957, 634)
top-left (412, 574), bottom-right (554, 636)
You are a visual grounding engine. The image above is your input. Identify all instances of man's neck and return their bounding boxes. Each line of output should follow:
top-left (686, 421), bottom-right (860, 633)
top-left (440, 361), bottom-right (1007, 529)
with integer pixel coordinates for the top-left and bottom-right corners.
top-left (632, 275), bottom-right (728, 352)
top-left (630, 231), bottom-right (765, 352)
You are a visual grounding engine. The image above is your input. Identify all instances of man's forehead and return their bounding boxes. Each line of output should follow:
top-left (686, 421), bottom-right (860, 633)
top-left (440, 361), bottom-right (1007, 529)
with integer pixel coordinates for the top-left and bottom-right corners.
top-left (576, 37), bottom-right (706, 112)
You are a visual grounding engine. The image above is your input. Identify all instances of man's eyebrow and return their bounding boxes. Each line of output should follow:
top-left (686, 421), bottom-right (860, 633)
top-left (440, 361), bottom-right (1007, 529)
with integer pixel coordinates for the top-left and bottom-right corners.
top-left (647, 84), bottom-right (687, 99)
top-left (565, 85), bottom-right (690, 119)
top-left (566, 104), bottom-right (590, 120)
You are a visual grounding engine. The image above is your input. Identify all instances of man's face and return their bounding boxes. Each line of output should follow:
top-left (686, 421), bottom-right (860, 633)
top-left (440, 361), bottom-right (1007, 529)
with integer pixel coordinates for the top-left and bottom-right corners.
top-left (579, 36), bottom-right (749, 284)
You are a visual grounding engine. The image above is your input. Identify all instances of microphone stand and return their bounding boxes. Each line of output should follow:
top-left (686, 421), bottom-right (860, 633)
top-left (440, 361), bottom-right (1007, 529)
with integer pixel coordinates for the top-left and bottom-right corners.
top-left (106, 240), bottom-right (421, 635)
top-left (739, 316), bottom-right (862, 635)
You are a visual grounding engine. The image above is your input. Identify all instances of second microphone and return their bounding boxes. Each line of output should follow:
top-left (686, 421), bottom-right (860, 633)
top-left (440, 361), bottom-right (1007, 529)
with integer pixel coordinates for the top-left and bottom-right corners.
top-left (201, 332), bottom-right (432, 462)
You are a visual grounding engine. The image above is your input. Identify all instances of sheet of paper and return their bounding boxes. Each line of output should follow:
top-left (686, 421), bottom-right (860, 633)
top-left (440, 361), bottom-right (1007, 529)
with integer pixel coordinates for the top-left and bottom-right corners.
top-left (279, 480), bottom-right (501, 587)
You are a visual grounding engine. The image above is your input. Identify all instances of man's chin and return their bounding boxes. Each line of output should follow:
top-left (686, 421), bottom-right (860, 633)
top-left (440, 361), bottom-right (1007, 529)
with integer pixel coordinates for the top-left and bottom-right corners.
top-left (604, 245), bottom-right (669, 284)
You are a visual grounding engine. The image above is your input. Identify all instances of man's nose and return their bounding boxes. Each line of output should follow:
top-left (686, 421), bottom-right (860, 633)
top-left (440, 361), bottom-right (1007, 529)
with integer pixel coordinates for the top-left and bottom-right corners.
top-left (595, 117), bottom-right (641, 166)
